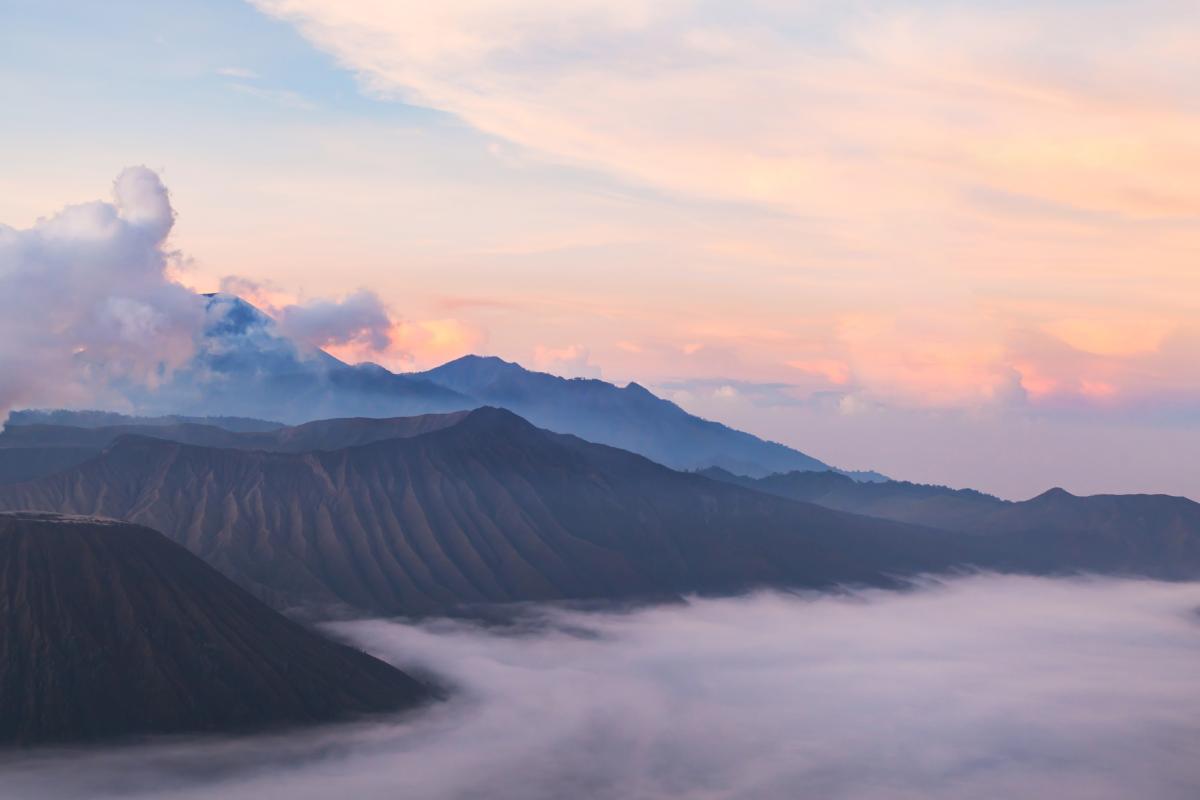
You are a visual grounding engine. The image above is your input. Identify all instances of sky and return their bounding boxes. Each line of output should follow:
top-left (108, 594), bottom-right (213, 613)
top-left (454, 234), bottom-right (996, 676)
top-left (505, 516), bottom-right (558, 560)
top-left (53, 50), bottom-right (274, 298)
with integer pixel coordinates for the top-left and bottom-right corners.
top-left (7, 575), bottom-right (1200, 799)
top-left (2, 0), bottom-right (1198, 499)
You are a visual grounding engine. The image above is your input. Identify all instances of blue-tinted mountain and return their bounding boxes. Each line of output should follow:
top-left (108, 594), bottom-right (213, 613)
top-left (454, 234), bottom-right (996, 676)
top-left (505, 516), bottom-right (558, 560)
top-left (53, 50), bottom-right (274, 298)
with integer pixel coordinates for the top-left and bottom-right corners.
top-left (697, 468), bottom-right (1008, 530)
top-left (10, 296), bottom-right (880, 478)
top-left (0, 411), bottom-right (466, 485)
top-left (120, 294), bottom-right (470, 422)
top-left (415, 355), bottom-right (877, 478)
top-left (700, 468), bottom-right (1200, 575)
top-left (5, 409), bottom-right (283, 432)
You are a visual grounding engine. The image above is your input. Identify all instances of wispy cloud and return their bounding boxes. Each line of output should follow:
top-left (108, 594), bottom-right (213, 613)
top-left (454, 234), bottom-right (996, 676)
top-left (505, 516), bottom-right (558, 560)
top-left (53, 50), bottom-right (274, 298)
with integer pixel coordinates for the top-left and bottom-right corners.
top-left (229, 82), bottom-right (315, 111)
top-left (248, 0), bottom-right (1200, 416)
top-left (216, 66), bottom-right (260, 80)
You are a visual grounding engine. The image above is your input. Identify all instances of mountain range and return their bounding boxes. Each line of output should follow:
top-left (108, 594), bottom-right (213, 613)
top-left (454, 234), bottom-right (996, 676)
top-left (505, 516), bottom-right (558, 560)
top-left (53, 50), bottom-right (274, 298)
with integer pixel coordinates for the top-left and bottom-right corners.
top-left (0, 408), bottom-right (969, 616)
top-left (18, 292), bottom-right (869, 479)
top-left (0, 512), bottom-right (430, 746)
top-left (701, 467), bottom-right (1200, 576)
top-left (6, 292), bottom-right (1197, 748)
top-left (3, 409), bottom-right (1198, 621)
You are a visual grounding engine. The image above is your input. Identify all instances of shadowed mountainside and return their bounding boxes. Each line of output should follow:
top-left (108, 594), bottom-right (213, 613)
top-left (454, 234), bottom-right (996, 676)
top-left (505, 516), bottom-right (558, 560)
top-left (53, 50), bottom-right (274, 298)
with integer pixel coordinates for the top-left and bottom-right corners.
top-left (0, 412), bottom-right (471, 484)
top-left (698, 467), bottom-right (1010, 530)
top-left (700, 468), bottom-right (1200, 575)
top-left (0, 409), bottom-right (968, 616)
top-left (0, 512), bottom-right (430, 747)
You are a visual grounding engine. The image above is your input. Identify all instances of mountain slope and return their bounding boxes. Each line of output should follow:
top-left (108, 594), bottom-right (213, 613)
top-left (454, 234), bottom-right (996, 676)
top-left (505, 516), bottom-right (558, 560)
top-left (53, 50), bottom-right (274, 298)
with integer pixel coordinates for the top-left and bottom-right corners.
top-left (702, 469), bottom-right (1200, 576)
top-left (0, 412), bottom-right (470, 485)
top-left (0, 409), bottom-right (970, 615)
top-left (698, 468), bottom-right (1009, 530)
top-left (0, 512), bottom-right (430, 746)
top-left (417, 355), bottom-right (873, 478)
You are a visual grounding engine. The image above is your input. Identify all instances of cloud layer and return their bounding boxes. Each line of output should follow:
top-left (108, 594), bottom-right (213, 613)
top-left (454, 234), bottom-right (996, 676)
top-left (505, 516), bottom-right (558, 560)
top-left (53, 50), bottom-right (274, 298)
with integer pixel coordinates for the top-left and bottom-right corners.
top-left (6, 574), bottom-right (1200, 799)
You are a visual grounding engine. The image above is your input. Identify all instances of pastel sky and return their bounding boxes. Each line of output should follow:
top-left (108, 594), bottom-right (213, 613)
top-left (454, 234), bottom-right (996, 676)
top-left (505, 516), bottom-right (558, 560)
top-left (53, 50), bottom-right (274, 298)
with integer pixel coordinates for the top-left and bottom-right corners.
top-left (3, 0), bottom-right (1198, 499)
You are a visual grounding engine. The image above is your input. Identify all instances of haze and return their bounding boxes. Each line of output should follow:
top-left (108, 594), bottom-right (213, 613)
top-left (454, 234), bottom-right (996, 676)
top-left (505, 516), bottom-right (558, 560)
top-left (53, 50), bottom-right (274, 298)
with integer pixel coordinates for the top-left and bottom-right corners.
top-left (4, 574), bottom-right (1200, 800)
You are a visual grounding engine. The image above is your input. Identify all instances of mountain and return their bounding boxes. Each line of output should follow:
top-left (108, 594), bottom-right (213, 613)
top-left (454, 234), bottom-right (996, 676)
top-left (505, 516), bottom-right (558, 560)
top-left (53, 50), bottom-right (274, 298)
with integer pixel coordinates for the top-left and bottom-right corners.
top-left (0, 512), bottom-right (430, 747)
top-left (121, 293), bottom-right (470, 422)
top-left (0, 412), bottom-right (472, 485)
top-left (697, 468), bottom-right (1008, 530)
top-left (0, 408), bottom-right (972, 616)
top-left (9, 295), bottom-right (880, 479)
top-left (416, 355), bottom-right (880, 478)
top-left (701, 468), bottom-right (1200, 576)
top-left (4, 409), bottom-right (284, 432)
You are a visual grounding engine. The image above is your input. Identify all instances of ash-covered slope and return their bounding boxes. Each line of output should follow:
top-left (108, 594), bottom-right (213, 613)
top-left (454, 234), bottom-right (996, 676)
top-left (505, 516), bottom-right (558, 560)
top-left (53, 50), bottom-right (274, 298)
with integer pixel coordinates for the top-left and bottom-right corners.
top-left (0, 409), bottom-right (967, 615)
top-left (0, 512), bottom-right (430, 747)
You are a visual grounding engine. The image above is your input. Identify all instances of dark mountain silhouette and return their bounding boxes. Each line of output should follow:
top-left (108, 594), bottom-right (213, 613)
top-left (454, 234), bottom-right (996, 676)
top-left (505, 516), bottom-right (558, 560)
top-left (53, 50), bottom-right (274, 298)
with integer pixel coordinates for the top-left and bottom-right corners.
top-left (0, 409), bottom-right (971, 616)
top-left (697, 467), bottom-right (1009, 530)
top-left (5, 409), bottom-right (284, 432)
top-left (0, 512), bottom-right (430, 747)
top-left (701, 468), bottom-right (1200, 576)
top-left (0, 412), bottom-right (471, 485)
top-left (416, 355), bottom-right (882, 479)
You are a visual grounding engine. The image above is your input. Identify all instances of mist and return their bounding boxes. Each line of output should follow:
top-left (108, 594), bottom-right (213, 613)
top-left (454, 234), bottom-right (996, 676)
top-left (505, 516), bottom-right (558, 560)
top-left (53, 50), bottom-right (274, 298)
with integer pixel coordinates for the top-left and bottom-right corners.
top-left (4, 574), bottom-right (1199, 799)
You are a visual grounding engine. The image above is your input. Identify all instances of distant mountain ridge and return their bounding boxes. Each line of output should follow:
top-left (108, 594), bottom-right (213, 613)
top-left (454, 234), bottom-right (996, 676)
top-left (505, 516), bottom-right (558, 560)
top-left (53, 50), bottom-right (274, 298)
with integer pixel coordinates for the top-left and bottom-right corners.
top-left (0, 512), bottom-right (430, 746)
top-left (5, 408), bottom-right (283, 432)
top-left (5, 293), bottom-right (878, 479)
top-left (415, 355), bottom-right (881, 479)
top-left (701, 468), bottom-right (1200, 576)
top-left (0, 408), bottom-right (969, 616)
top-left (0, 411), bottom-right (463, 485)
top-left (5, 409), bottom-right (1200, 620)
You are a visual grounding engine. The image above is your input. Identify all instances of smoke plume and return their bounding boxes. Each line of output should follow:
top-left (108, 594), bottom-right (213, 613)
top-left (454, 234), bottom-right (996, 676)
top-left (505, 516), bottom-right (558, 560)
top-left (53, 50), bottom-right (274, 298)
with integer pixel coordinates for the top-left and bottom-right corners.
top-left (0, 167), bottom-right (205, 416)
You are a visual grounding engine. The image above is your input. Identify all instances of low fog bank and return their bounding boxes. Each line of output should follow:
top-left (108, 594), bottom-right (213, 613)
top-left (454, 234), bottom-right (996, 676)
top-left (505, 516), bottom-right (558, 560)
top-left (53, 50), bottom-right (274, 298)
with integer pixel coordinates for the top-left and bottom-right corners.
top-left (4, 574), bottom-right (1200, 799)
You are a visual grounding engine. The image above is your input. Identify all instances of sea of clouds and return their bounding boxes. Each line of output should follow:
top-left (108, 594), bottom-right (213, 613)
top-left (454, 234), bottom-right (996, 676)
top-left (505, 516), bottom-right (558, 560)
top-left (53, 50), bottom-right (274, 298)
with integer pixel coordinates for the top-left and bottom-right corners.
top-left (4, 573), bottom-right (1199, 800)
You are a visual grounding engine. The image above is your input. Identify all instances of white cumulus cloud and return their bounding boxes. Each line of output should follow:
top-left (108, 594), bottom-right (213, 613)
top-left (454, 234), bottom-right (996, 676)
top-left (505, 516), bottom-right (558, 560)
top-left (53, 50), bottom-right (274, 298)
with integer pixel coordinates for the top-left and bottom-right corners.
top-left (0, 167), bottom-right (205, 417)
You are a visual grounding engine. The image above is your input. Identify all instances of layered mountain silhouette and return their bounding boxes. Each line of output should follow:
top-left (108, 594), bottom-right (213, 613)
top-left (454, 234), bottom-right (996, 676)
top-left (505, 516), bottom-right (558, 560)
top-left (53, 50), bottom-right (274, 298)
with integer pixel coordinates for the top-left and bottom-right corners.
top-left (0, 409), bottom-right (971, 616)
top-left (0, 412), bottom-right (470, 484)
top-left (5, 409), bottom-right (283, 432)
top-left (701, 468), bottom-right (1200, 576)
top-left (7, 293), bottom-right (868, 479)
top-left (0, 512), bottom-right (430, 746)
top-left (5, 408), bottom-right (1197, 620)
top-left (416, 355), bottom-right (882, 478)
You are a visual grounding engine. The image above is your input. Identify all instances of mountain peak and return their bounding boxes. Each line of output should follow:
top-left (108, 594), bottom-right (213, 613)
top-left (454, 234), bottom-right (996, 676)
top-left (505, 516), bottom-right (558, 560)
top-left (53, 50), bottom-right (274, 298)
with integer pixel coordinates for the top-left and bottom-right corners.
top-left (1032, 487), bottom-right (1076, 502)
top-left (0, 512), bottom-right (430, 745)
